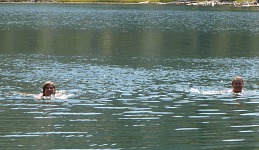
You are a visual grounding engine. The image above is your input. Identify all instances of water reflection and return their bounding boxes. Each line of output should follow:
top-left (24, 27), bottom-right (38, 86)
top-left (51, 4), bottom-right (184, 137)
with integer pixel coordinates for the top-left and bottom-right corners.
top-left (1, 4), bottom-right (259, 57)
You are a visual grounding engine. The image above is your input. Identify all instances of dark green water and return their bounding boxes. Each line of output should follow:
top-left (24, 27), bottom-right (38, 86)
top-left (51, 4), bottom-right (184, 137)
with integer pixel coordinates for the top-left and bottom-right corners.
top-left (1, 3), bottom-right (259, 149)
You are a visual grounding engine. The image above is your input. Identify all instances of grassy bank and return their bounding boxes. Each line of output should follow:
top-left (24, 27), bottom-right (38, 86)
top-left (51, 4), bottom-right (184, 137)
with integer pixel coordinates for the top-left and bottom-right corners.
top-left (0, 0), bottom-right (177, 2)
top-left (54, 0), bottom-right (249, 3)
top-left (0, 0), bottom-right (180, 3)
top-left (55, 0), bottom-right (171, 3)
top-left (0, 0), bottom-right (254, 4)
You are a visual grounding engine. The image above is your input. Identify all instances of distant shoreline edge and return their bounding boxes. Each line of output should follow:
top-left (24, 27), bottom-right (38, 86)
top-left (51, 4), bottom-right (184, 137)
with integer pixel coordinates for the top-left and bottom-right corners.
top-left (1, 0), bottom-right (259, 7)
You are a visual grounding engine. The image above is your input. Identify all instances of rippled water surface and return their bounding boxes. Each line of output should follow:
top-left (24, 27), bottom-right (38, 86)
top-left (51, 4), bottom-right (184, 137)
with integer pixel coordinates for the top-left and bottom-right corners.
top-left (1, 3), bottom-right (259, 149)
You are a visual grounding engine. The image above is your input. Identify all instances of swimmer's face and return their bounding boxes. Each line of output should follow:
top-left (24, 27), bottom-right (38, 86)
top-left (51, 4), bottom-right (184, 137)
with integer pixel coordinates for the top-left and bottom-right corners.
top-left (232, 79), bottom-right (243, 93)
top-left (44, 84), bottom-right (55, 96)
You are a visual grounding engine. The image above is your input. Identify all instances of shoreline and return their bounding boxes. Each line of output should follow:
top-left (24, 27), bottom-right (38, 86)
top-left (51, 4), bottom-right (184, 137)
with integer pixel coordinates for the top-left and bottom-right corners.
top-left (1, 0), bottom-right (259, 7)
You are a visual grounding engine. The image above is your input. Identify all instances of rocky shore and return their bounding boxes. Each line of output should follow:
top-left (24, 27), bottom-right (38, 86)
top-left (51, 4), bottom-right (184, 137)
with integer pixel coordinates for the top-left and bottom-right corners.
top-left (165, 1), bottom-right (259, 7)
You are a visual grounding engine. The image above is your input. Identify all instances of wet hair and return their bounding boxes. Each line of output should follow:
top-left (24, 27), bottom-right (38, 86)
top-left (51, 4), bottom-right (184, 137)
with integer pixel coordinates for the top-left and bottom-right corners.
top-left (42, 81), bottom-right (56, 96)
top-left (232, 76), bottom-right (244, 86)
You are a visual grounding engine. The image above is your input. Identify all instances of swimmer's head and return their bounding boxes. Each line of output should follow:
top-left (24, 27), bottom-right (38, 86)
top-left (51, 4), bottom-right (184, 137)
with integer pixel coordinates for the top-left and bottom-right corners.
top-left (232, 76), bottom-right (244, 93)
top-left (42, 81), bottom-right (56, 96)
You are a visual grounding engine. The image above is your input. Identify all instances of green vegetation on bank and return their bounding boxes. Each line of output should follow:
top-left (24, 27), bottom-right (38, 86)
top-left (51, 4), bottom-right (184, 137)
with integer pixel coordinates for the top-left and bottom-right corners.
top-left (0, 0), bottom-right (181, 2)
top-left (0, 0), bottom-right (256, 4)
top-left (54, 0), bottom-right (256, 2)
top-left (55, 0), bottom-right (161, 2)
top-left (60, 0), bottom-right (161, 2)
top-left (63, 0), bottom-right (185, 2)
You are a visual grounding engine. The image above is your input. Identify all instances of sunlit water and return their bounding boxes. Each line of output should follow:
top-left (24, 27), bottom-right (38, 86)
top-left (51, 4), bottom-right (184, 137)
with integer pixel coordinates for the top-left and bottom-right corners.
top-left (1, 3), bottom-right (259, 149)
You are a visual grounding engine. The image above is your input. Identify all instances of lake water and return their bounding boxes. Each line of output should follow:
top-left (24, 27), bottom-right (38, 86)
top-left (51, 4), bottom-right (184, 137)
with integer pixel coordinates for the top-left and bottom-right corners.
top-left (1, 3), bottom-right (259, 149)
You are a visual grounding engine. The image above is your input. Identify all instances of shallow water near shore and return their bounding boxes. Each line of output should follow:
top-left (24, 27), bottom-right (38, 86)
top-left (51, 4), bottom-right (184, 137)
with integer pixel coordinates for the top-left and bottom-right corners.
top-left (1, 3), bottom-right (259, 149)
